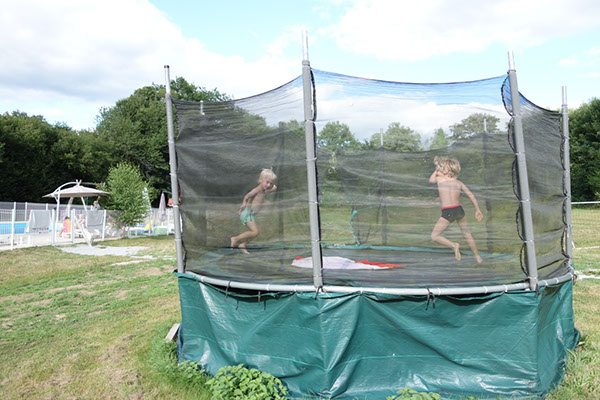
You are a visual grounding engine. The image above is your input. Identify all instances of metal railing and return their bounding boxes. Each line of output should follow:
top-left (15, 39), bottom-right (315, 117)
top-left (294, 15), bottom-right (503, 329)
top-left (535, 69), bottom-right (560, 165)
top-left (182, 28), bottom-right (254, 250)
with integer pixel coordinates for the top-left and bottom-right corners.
top-left (0, 201), bottom-right (176, 251)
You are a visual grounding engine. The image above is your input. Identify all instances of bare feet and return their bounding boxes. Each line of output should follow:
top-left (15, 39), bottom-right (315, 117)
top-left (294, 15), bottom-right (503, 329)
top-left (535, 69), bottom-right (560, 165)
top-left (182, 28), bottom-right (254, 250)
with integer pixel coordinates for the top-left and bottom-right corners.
top-left (452, 243), bottom-right (461, 261)
top-left (475, 255), bottom-right (483, 264)
top-left (231, 237), bottom-right (250, 254)
top-left (238, 243), bottom-right (250, 255)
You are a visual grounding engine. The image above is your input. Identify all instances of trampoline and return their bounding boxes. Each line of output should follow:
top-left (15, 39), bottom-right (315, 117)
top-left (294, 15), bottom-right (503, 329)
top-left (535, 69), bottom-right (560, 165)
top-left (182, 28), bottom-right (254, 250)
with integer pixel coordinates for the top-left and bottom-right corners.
top-left (187, 245), bottom-right (533, 289)
top-left (164, 47), bottom-right (578, 399)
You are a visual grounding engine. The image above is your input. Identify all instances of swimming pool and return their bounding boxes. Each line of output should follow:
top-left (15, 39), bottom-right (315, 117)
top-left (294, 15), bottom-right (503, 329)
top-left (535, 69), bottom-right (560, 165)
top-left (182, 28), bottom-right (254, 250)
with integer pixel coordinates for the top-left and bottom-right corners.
top-left (0, 222), bottom-right (28, 235)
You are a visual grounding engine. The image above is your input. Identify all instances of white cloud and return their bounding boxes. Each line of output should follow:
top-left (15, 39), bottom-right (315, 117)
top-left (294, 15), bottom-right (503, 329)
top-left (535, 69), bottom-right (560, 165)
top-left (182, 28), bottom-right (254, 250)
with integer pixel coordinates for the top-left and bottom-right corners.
top-left (2, 0), bottom-right (597, 131)
top-left (558, 57), bottom-right (579, 67)
top-left (0, 0), bottom-right (302, 129)
top-left (312, 82), bottom-right (509, 141)
top-left (558, 46), bottom-right (600, 70)
top-left (321, 0), bottom-right (600, 61)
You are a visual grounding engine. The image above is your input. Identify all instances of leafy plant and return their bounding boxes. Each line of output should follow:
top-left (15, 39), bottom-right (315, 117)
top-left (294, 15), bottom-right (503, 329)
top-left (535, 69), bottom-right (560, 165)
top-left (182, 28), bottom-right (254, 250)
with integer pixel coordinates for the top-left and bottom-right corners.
top-left (206, 364), bottom-right (288, 400)
top-left (99, 162), bottom-right (152, 231)
top-left (387, 387), bottom-right (441, 400)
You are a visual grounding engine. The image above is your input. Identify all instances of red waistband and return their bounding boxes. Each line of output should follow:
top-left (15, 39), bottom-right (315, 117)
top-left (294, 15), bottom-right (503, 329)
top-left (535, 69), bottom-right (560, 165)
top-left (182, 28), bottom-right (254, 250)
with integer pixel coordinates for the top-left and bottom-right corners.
top-left (441, 204), bottom-right (461, 210)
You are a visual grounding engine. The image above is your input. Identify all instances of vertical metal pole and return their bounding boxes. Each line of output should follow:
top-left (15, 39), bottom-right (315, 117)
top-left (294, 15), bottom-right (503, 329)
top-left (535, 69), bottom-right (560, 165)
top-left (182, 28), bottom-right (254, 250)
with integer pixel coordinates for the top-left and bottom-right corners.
top-left (164, 65), bottom-right (185, 273)
top-left (51, 209), bottom-right (55, 246)
top-left (379, 128), bottom-right (387, 245)
top-left (102, 210), bottom-right (107, 240)
top-left (10, 208), bottom-right (15, 250)
top-left (71, 209), bottom-right (75, 244)
top-left (561, 86), bottom-right (573, 265)
top-left (53, 201), bottom-right (58, 245)
top-left (508, 52), bottom-right (538, 290)
top-left (167, 210), bottom-right (172, 234)
top-left (482, 116), bottom-right (493, 253)
top-left (301, 32), bottom-right (323, 289)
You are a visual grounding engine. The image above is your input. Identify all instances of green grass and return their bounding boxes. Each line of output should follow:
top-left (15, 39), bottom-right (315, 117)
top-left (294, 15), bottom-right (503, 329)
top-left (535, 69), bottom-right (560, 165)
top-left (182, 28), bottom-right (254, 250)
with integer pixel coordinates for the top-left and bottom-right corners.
top-left (545, 211), bottom-right (600, 400)
top-left (546, 279), bottom-right (600, 399)
top-left (0, 236), bottom-right (210, 399)
top-left (572, 207), bottom-right (600, 249)
top-left (0, 231), bottom-right (599, 399)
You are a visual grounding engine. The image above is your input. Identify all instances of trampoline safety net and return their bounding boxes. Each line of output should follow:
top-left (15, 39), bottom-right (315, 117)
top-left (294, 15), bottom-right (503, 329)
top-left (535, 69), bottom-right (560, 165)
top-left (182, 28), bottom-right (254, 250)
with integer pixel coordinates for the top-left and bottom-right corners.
top-left (173, 69), bottom-right (569, 289)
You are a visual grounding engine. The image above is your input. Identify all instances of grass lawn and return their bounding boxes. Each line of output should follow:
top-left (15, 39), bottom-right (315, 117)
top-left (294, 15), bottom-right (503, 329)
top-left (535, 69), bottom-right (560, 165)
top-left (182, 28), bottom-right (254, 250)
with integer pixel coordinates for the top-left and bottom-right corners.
top-left (0, 237), bottom-right (211, 399)
top-left (0, 231), bottom-right (599, 399)
top-left (571, 206), bottom-right (600, 250)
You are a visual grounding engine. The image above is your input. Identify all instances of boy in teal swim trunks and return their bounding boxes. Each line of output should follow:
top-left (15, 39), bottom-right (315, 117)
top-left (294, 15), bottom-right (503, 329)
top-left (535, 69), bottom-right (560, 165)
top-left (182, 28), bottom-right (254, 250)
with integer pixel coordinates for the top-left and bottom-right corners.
top-left (429, 156), bottom-right (483, 263)
top-left (230, 168), bottom-right (278, 254)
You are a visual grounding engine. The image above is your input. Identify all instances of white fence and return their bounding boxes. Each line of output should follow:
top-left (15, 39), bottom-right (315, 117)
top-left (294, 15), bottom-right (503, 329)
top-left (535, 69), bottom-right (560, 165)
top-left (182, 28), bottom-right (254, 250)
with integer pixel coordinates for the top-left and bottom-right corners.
top-left (0, 201), bottom-right (176, 251)
top-left (571, 201), bottom-right (600, 250)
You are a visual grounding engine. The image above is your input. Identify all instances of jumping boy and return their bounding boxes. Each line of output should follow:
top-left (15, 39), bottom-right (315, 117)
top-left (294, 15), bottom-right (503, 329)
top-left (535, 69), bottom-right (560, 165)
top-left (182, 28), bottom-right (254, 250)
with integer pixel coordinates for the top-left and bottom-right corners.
top-left (429, 156), bottom-right (483, 263)
top-left (230, 168), bottom-right (278, 254)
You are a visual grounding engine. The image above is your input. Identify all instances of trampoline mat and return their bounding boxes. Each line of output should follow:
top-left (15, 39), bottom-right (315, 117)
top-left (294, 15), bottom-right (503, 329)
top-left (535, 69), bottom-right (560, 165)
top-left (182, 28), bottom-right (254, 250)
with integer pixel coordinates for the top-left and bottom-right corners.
top-left (184, 245), bottom-right (567, 288)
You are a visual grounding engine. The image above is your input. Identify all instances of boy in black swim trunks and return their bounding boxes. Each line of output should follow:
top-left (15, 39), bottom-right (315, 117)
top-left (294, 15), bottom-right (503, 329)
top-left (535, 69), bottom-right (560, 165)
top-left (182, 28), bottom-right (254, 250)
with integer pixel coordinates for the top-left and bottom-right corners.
top-left (429, 156), bottom-right (483, 263)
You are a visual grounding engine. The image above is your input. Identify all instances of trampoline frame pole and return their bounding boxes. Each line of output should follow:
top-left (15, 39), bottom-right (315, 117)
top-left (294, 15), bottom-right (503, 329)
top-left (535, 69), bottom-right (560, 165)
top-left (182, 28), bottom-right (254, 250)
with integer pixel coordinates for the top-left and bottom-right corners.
top-left (508, 52), bottom-right (538, 290)
top-left (301, 32), bottom-right (324, 289)
top-left (164, 65), bottom-right (185, 274)
top-left (561, 86), bottom-right (573, 264)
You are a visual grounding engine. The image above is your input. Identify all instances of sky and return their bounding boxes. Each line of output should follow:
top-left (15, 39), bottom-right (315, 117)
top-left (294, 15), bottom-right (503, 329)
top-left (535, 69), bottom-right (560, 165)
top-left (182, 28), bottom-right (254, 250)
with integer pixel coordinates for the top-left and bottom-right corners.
top-left (1, 0), bottom-right (599, 133)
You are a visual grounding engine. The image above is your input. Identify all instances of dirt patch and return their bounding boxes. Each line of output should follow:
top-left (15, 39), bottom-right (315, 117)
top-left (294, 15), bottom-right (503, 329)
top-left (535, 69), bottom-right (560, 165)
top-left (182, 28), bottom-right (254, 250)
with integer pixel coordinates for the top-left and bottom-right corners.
top-left (47, 284), bottom-right (92, 294)
top-left (59, 245), bottom-right (148, 257)
top-left (99, 334), bottom-right (137, 362)
top-left (0, 293), bottom-right (36, 304)
top-left (30, 299), bottom-right (52, 307)
top-left (143, 267), bottom-right (163, 276)
top-left (39, 353), bottom-right (82, 397)
top-left (111, 260), bottom-right (148, 266)
top-left (161, 264), bottom-right (175, 272)
top-left (577, 274), bottom-right (600, 281)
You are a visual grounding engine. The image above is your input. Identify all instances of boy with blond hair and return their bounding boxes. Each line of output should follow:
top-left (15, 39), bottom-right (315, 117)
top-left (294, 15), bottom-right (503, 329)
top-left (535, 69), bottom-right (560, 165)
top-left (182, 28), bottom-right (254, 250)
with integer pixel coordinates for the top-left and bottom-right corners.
top-left (429, 156), bottom-right (483, 263)
top-left (230, 169), bottom-right (278, 254)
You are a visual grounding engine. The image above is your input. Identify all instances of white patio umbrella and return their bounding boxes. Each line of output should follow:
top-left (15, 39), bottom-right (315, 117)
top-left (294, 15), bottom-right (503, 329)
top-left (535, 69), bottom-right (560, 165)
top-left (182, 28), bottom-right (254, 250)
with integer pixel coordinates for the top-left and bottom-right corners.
top-left (44, 180), bottom-right (109, 215)
top-left (158, 192), bottom-right (167, 222)
top-left (44, 181), bottom-right (109, 244)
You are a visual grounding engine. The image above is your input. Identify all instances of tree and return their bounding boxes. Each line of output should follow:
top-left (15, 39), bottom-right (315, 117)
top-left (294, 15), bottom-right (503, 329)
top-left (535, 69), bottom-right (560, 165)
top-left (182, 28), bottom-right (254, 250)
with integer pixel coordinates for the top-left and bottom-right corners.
top-left (100, 163), bottom-right (150, 231)
top-left (317, 121), bottom-right (361, 154)
top-left (449, 113), bottom-right (501, 140)
top-left (94, 78), bottom-right (230, 203)
top-left (170, 77), bottom-right (227, 102)
top-left (569, 98), bottom-right (600, 201)
top-left (0, 112), bottom-right (111, 202)
top-left (369, 122), bottom-right (423, 152)
top-left (428, 128), bottom-right (450, 150)
top-left (0, 112), bottom-right (57, 201)
top-left (316, 121), bottom-right (360, 182)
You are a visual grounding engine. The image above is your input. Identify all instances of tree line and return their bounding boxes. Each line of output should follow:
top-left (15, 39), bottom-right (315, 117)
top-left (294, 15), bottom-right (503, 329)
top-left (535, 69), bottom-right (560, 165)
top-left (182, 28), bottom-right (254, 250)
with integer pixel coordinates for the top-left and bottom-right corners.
top-left (0, 78), bottom-right (598, 204)
top-left (0, 78), bottom-right (229, 205)
top-left (317, 113), bottom-right (502, 155)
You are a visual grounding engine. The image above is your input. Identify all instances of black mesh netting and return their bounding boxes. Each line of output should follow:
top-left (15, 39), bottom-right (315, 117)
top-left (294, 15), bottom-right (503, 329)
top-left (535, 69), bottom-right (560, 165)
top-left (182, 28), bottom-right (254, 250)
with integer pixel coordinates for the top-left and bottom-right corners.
top-left (173, 70), bottom-right (569, 289)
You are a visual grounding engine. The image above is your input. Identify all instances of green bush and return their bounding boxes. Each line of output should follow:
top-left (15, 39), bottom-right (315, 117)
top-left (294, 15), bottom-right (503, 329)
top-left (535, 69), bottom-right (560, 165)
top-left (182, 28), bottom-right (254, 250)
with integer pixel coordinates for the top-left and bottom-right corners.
top-left (387, 387), bottom-right (441, 400)
top-left (99, 162), bottom-right (153, 230)
top-left (206, 364), bottom-right (288, 400)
